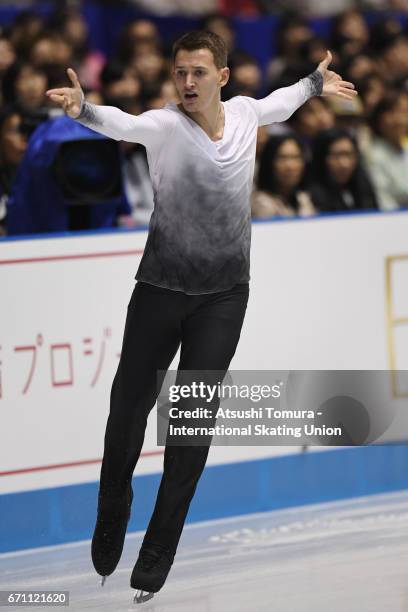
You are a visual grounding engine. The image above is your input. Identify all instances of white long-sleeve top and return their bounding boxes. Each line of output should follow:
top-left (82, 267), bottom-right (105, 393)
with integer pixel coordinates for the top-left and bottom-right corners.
top-left (77, 72), bottom-right (322, 294)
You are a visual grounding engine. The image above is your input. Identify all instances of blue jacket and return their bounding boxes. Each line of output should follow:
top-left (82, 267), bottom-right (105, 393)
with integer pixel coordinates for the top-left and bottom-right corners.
top-left (7, 115), bottom-right (130, 235)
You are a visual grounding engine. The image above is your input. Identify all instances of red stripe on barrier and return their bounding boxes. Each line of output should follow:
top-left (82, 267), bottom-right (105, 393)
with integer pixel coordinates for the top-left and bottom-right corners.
top-left (0, 250), bottom-right (144, 266)
top-left (0, 450), bottom-right (165, 477)
top-left (0, 247), bottom-right (152, 479)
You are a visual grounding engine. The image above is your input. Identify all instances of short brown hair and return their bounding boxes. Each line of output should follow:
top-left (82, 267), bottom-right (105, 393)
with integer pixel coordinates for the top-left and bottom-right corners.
top-left (172, 30), bottom-right (228, 70)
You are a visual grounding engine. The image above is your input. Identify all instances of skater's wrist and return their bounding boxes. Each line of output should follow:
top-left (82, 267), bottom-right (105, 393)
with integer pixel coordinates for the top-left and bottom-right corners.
top-left (74, 97), bottom-right (100, 125)
top-left (300, 70), bottom-right (324, 98)
top-left (74, 90), bottom-right (85, 119)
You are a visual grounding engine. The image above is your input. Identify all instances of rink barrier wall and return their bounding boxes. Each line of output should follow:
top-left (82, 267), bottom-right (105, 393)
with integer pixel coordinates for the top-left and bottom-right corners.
top-left (2, 210), bottom-right (408, 552)
top-left (1, 443), bottom-right (408, 553)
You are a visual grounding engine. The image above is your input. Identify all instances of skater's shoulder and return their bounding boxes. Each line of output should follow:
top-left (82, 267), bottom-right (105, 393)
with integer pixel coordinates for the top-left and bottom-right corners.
top-left (223, 95), bottom-right (259, 121)
top-left (138, 105), bottom-right (179, 131)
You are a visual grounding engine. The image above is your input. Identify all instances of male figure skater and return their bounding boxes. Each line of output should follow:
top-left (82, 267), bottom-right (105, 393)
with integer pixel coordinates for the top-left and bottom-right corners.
top-left (46, 30), bottom-right (356, 603)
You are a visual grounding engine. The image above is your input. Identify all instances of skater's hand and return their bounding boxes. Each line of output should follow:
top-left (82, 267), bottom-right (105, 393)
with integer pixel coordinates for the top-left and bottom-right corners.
top-left (317, 51), bottom-right (358, 100)
top-left (46, 68), bottom-right (84, 118)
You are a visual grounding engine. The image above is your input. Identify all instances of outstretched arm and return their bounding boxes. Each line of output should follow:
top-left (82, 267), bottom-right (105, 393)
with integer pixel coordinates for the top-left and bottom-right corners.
top-left (252, 50), bottom-right (357, 126)
top-left (46, 68), bottom-right (165, 148)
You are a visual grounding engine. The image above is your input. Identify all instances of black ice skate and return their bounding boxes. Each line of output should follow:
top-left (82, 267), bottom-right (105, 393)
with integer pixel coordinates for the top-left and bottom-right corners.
top-left (91, 485), bottom-right (133, 585)
top-left (130, 543), bottom-right (174, 604)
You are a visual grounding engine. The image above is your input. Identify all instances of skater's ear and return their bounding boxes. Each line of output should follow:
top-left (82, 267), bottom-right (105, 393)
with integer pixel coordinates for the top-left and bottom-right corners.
top-left (219, 66), bottom-right (230, 89)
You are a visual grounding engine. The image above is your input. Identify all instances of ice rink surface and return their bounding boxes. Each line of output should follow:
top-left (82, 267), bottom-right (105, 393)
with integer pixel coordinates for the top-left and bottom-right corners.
top-left (2, 490), bottom-right (408, 612)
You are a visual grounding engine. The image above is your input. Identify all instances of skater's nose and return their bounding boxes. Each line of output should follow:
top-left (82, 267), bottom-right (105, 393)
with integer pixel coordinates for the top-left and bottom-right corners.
top-left (185, 73), bottom-right (196, 88)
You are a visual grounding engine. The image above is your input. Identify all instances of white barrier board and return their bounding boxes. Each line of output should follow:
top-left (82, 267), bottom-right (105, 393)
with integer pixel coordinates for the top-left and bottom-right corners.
top-left (1, 211), bottom-right (407, 493)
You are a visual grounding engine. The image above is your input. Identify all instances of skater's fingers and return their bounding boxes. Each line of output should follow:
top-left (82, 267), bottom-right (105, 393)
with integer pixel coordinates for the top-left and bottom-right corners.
top-left (335, 91), bottom-right (357, 100)
top-left (338, 85), bottom-right (358, 95)
top-left (67, 67), bottom-right (81, 89)
top-left (340, 80), bottom-right (355, 89)
top-left (48, 93), bottom-right (66, 105)
top-left (318, 49), bottom-right (332, 71)
top-left (46, 87), bottom-right (71, 97)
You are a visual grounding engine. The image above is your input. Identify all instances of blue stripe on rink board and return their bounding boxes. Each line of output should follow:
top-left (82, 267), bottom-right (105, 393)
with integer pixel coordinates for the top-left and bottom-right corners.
top-left (1, 208), bottom-right (408, 243)
top-left (1, 443), bottom-right (408, 553)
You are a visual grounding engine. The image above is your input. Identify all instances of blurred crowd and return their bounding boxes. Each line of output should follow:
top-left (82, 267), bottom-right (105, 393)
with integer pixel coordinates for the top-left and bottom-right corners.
top-left (0, 1), bottom-right (407, 236)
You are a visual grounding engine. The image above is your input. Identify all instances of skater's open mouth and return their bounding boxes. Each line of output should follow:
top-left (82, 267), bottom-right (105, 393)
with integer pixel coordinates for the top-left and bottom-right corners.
top-left (184, 92), bottom-right (198, 100)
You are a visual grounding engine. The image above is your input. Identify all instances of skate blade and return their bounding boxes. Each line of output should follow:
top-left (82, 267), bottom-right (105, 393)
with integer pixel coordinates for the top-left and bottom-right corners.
top-left (134, 590), bottom-right (154, 604)
top-left (101, 576), bottom-right (107, 587)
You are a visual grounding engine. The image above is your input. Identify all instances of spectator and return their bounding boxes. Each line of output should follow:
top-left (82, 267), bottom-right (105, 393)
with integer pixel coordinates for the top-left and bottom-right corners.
top-left (303, 37), bottom-right (331, 67)
top-left (48, 7), bottom-right (105, 90)
top-left (2, 61), bottom-right (48, 112)
top-left (43, 63), bottom-right (74, 94)
top-left (364, 91), bottom-right (408, 210)
top-left (116, 19), bottom-right (162, 65)
top-left (139, 79), bottom-right (179, 110)
top-left (83, 89), bottom-right (104, 106)
top-left (100, 60), bottom-right (141, 113)
top-left (131, 49), bottom-right (168, 86)
top-left (1, 0), bottom-right (405, 236)
top-left (200, 13), bottom-right (250, 80)
top-left (0, 107), bottom-right (28, 235)
top-left (255, 125), bottom-right (270, 160)
top-left (357, 73), bottom-right (385, 113)
top-left (29, 30), bottom-right (73, 69)
top-left (160, 79), bottom-right (179, 105)
top-left (323, 55), bottom-right (367, 133)
top-left (287, 97), bottom-right (336, 152)
top-left (310, 127), bottom-right (378, 212)
top-left (375, 33), bottom-right (408, 89)
top-left (364, 0), bottom-right (408, 8)
top-left (369, 17), bottom-right (408, 89)
top-left (331, 10), bottom-right (370, 59)
top-left (127, 0), bottom-right (217, 16)
top-left (369, 15), bottom-right (404, 53)
top-left (339, 52), bottom-right (376, 84)
top-left (0, 35), bottom-right (16, 82)
top-left (257, 0), bottom-right (355, 18)
top-left (266, 14), bottom-right (314, 90)
top-left (8, 10), bottom-right (44, 59)
top-left (251, 134), bottom-right (316, 218)
top-left (200, 14), bottom-right (240, 58)
top-left (222, 50), bottom-right (263, 99)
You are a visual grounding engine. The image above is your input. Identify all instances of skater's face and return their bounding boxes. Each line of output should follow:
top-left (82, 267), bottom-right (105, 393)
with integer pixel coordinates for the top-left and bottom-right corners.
top-left (326, 137), bottom-right (357, 185)
top-left (173, 48), bottom-right (229, 113)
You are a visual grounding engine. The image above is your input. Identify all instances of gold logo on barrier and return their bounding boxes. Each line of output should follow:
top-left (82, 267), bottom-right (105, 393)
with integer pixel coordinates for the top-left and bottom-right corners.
top-left (385, 255), bottom-right (408, 398)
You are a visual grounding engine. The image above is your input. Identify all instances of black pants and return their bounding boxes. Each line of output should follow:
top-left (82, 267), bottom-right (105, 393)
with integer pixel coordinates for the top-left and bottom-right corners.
top-left (99, 280), bottom-right (249, 555)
